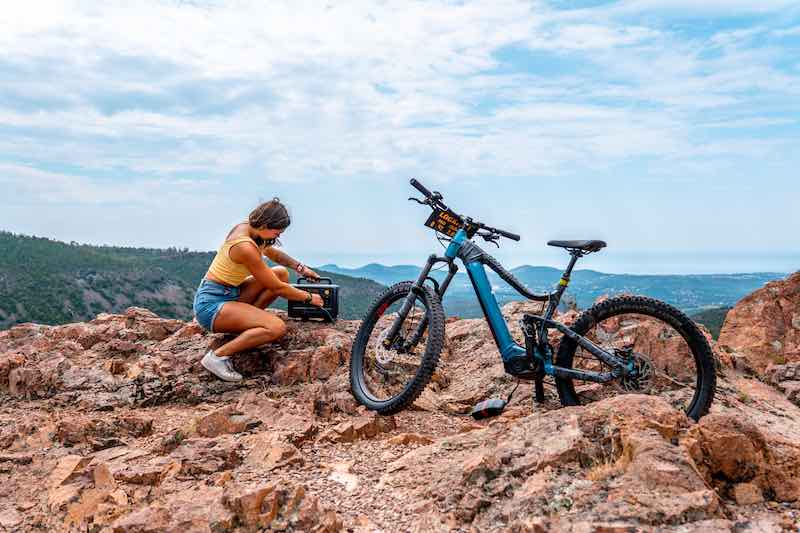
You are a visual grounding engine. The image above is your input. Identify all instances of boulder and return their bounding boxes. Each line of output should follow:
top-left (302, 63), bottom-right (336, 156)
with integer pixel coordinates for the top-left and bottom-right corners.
top-left (718, 272), bottom-right (800, 372)
top-left (686, 410), bottom-right (800, 503)
top-left (222, 480), bottom-right (341, 531)
top-left (380, 395), bottom-right (717, 529)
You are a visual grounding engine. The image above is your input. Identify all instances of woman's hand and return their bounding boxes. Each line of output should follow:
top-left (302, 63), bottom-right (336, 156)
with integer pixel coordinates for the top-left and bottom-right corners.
top-left (310, 293), bottom-right (324, 307)
top-left (299, 265), bottom-right (320, 280)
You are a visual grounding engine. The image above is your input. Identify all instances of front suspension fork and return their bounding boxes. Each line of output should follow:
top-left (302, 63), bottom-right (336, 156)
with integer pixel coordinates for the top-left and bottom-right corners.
top-left (383, 255), bottom-right (455, 351)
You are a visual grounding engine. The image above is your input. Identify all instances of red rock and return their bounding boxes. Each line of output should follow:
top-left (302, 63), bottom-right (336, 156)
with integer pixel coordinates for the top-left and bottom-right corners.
top-left (55, 414), bottom-right (153, 446)
top-left (94, 463), bottom-right (117, 491)
top-left (49, 455), bottom-right (88, 489)
top-left (4, 323), bottom-right (45, 341)
top-left (0, 509), bottom-right (23, 529)
top-left (320, 421), bottom-right (357, 443)
top-left (170, 437), bottom-right (243, 477)
top-left (765, 362), bottom-right (800, 405)
top-left (0, 352), bottom-right (25, 389)
top-left (222, 481), bottom-right (340, 531)
top-left (382, 395), bottom-right (716, 529)
top-left (733, 482), bottom-right (764, 505)
top-left (114, 459), bottom-right (176, 486)
top-left (9, 366), bottom-right (48, 398)
top-left (193, 406), bottom-right (253, 438)
top-left (65, 486), bottom-right (113, 529)
top-left (48, 483), bottom-right (82, 512)
top-left (103, 339), bottom-right (140, 355)
top-left (687, 413), bottom-right (766, 482)
top-left (388, 433), bottom-right (435, 446)
top-left (310, 344), bottom-right (346, 380)
top-left (719, 271), bottom-right (800, 372)
top-left (0, 451), bottom-right (34, 465)
top-left (318, 415), bottom-right (396, 443)
top-left (271, 351), bottom-right (312, 385)
top-left (8, 292), bottom-right (800, 532)
top-left (110, 506), bottom-right (171, 532)
top-left (174, 321), bottom-right (206, 339)
top-left (246, 432), bottom-right (303, 470)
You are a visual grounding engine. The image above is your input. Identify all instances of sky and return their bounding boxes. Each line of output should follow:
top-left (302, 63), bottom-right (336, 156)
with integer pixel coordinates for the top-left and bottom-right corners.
top-left (1, 0), bottom-right (798, 274)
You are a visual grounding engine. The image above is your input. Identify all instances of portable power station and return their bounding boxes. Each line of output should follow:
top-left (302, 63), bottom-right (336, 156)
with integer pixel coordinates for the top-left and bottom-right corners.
top-left (287, 277), bottom-right (339, 322)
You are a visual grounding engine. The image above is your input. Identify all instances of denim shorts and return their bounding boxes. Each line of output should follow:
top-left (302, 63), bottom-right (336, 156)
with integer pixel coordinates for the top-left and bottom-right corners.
top-left (193, 279), bottom-right (241, 332)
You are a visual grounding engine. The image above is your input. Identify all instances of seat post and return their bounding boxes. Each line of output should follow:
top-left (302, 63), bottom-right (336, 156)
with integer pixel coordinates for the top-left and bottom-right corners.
top-left (563, 250), bottom-right (582, 280)
top-left (543, 250), bottom-right (582, 321)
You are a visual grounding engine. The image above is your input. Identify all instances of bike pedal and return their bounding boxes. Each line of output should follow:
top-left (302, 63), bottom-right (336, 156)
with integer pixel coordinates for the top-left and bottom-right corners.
top-left (470, 398), bottom-right (507, 420)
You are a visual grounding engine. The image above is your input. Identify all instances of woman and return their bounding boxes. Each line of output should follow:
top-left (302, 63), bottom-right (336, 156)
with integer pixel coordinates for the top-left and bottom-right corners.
top-left (193, 198), bottom-right (324, 382)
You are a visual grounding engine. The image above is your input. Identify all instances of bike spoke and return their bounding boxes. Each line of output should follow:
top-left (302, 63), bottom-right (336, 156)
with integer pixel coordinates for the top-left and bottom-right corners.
top-left (361, 298), bottom-right (430, 402)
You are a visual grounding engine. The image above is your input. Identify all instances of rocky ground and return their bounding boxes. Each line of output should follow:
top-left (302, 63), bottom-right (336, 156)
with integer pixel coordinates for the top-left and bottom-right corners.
top-left (1, 272), bottom-right (799, 532)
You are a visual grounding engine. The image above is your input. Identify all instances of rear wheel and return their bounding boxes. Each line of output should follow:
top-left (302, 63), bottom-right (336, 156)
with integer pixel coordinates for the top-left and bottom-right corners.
top-left (554, 295), bottom-right (716, 421)
top-left (349, 282), bottom-right (445, 414)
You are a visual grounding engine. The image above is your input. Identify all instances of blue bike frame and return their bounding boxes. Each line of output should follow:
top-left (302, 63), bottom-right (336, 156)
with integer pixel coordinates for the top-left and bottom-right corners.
top-left (446, 229), bottom-right (529, 362)
top-left (384, 227), bottom-right (628, 382)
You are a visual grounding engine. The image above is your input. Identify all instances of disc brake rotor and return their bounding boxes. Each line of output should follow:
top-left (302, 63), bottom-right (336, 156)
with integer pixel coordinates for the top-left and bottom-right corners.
top-left (375, 328), bottom-right (396, 366)
top-left (619, 351), bottom-right (654, 393)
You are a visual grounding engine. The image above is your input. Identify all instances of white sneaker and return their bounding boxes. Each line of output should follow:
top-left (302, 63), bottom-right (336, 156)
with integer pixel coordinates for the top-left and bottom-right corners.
top-left (201, 351), bottom-right (243, 382)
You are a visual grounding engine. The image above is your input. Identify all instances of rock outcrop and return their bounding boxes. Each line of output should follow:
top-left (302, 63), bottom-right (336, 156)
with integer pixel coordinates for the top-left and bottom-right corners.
top-left (1, 291), bottom-right (799, 531)
top-left (718, 271), bottom-right (800, 372)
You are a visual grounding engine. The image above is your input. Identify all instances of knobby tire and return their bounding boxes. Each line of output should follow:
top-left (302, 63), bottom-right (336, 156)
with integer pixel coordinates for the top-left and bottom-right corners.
top-left (349, 281), bottom-right (445, 415)
top-left (554, 295), bottom-right (716, 421)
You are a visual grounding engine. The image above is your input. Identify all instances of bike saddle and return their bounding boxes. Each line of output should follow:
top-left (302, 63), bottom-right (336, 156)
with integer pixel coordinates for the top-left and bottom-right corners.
top-left (547, 240), bottom-right (607, 253)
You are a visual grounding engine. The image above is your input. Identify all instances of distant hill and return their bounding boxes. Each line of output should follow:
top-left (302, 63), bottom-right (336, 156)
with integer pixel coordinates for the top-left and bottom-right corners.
top-left (319, 263), bottom-right (423, 287)
top-left (1, 231), bottom-right (786, 330)
top-left (689, 306), bottom-right (732, 339)
top-left (0, 232), bottom-right (385, 329)
top-left (321, 263), bottom-right (786, 318)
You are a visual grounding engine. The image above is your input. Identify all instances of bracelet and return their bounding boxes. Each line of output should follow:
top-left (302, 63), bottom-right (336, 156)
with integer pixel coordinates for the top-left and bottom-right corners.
top-left (296, 263), bottom-right (306, 274)
top-left (304, 292), bottom-right (312, 304)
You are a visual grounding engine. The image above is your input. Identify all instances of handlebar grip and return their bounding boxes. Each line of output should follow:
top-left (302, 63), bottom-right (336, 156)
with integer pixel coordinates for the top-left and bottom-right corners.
top-left (410, 178), bottom-right (433, 198)
top-left (498, 229), bottom-right (521, 242)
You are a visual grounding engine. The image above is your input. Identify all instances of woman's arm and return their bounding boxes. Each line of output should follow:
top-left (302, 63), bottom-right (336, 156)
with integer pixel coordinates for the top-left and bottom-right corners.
top-left (231, 243), bottom-right (314, 301)
top-left (264, 247), bottom-right (319, 279)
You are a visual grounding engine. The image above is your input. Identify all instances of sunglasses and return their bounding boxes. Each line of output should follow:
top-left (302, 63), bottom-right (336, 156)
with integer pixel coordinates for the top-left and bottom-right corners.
top-left (253, 236), bottom-right (280, 247)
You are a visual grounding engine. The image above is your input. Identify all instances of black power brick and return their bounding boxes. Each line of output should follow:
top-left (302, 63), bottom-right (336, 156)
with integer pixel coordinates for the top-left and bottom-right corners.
top-left (288, 277), bottom-right (339, 322)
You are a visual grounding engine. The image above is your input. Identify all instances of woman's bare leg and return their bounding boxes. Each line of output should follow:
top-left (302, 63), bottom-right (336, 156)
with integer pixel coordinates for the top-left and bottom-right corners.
top-left (238, 266), bottom-right (289, 309)
top-left (212, 301), bottom-right (288, 357)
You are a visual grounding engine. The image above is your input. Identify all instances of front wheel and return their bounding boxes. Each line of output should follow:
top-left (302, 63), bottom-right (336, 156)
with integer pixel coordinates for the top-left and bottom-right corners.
top-left (554, 295), bottom-right (716, 421)
top-left (349, 281), bottom-right (445, 415)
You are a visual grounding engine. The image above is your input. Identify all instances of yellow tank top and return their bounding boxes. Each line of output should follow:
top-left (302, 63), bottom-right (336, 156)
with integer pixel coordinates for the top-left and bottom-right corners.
top-left (206, 236), bottom-right (263, 287)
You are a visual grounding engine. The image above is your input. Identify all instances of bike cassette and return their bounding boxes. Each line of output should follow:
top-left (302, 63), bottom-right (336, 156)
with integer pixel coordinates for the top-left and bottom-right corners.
top-left (619, 351), bottom-right (654, 393)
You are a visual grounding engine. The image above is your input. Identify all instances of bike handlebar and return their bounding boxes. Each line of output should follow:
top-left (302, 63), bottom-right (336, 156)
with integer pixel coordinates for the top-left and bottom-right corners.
top-left (410, 178), bottom-right (521, 242)
top-left (480, 223), bottom-right (520, 242)
top-left (410, 178), bottom-right (434, 199)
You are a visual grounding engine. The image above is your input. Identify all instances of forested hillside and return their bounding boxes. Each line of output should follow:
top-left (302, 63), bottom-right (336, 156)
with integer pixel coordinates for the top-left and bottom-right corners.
top-left (0, 232), bottom-right (384, 329)
top-left (690, 306), bottom-right (732, 339)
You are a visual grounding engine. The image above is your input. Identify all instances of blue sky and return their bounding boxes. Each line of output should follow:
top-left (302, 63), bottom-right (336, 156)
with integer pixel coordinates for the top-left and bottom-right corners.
top-left (1, 0), bottom-right (798, 274)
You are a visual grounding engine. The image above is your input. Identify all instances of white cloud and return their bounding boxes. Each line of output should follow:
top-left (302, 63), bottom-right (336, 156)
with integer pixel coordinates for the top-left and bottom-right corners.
top-left (0, 0), bottom-right (798, 188)
top-left (0, 162), bottom-right (219, 206)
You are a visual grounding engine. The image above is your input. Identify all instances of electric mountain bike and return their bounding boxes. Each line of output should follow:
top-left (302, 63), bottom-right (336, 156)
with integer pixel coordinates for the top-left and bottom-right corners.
top-left (349, 179), bottom-right (716, 421)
